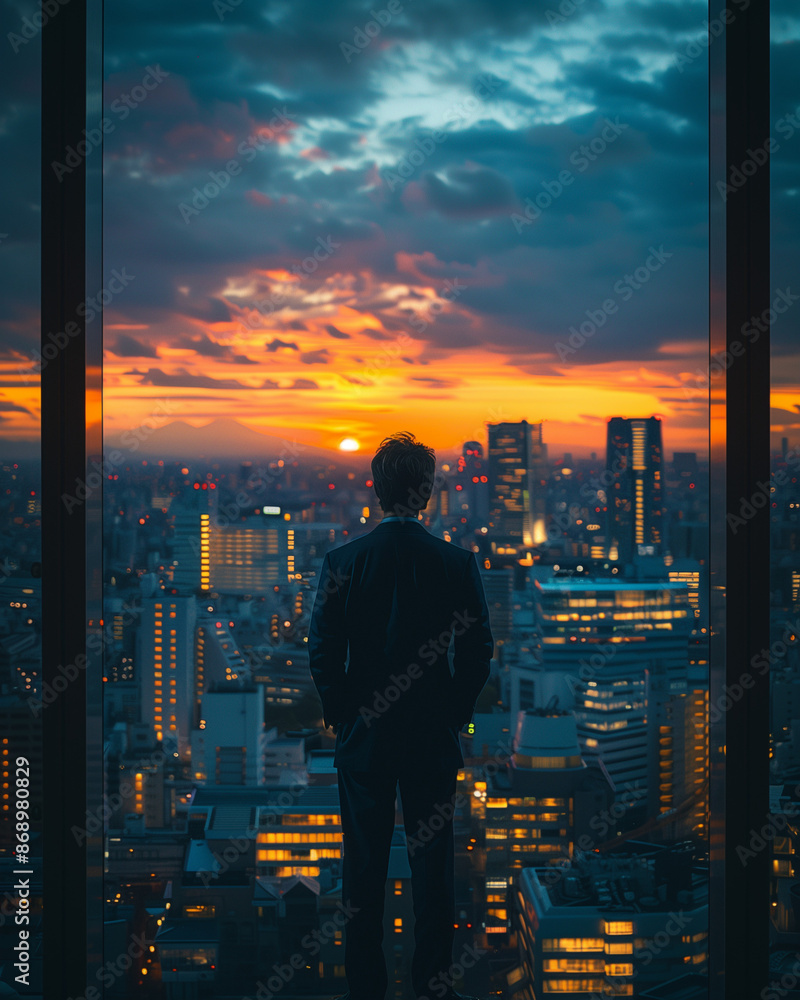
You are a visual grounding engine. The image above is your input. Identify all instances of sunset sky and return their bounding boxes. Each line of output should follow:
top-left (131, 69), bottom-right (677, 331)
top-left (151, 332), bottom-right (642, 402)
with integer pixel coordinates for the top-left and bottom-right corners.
top-left (2, 0), bottom-right (799, 459)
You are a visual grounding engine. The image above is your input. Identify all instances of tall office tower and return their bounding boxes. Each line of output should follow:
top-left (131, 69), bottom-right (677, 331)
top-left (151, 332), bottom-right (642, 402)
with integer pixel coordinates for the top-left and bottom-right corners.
top-left (480, 566), bottom-right (514, 643)
top-left (509, 663), bottom-right (576, 723)
top-left (170, 482), bottom-right (216, 594)
top-left (672, 452), bottom-right (699, 480)
top-left (193, 616), bottom-right (250, 728)
top-left (667, 559), bottom-right (707, 630)
top-left (0, 694), bottom-right (43, 844)
top-left (108, 746), bottom-right (166, 830)
top-left (606, 416), bottom-right (664, 564)
top-left (103, 595), bottom-right (137, 667)
top-left (481, 710), bottom-right (614, 934)
top-left (535, 578), bottom-right (691, 818)
top-left (207, 516), bottom-right (294, 594)
top-left (191, 683), bottom-right (268, 786)
top-left (647, 686), bottom-right (709, 843)
top-left (530, 422), bottom-right (549, 541)
top-left (250, 643), bottom-right (314, 711)
top-left (138, 594), bottom-right (197, 756)
top-left (487, 420), bottom-right (548, 553)
top-left (512, 842), bottom-right (707, 998)
top-left (455, 440), bottom-right (490, 523)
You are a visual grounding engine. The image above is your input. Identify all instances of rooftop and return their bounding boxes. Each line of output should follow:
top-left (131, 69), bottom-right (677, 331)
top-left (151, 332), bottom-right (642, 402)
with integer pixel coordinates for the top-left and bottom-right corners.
top-left (537, 578), bottom-right (688, 593)
top-left (521, 841), bottom-right (706, 914)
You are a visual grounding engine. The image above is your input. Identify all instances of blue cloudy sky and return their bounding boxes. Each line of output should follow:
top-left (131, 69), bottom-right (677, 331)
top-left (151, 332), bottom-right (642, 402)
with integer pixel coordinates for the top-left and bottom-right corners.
top-left (1, 0), bottom-right (798, 457)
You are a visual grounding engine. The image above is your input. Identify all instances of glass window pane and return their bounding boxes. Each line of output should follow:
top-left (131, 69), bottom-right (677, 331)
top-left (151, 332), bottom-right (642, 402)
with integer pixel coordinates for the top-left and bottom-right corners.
top-left (0, 10), bottom-right (42, 994)
top-left (768, 0), bottom-right (800, 980)
top-left (102, 2), bottom-right (710, 997)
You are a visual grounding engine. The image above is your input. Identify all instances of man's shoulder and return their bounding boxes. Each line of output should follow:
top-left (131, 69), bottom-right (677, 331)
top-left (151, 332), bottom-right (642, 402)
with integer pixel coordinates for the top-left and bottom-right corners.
top-left (328, 524), bottom-right (473, 565)
top-left (322, 530), bottom-right (373, 568)
top-left (427, 531), bottom-right (474, 565)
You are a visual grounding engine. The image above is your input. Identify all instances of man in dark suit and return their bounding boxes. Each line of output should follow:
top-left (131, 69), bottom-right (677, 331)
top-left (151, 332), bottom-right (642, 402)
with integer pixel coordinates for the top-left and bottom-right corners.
top-left (309, 431), bottom-right (494, 1000)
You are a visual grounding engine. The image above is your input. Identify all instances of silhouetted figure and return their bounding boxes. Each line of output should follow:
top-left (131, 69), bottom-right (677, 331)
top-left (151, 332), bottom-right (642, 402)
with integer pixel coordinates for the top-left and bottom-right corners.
top-left (309, 432), bottom-right (494, 1000)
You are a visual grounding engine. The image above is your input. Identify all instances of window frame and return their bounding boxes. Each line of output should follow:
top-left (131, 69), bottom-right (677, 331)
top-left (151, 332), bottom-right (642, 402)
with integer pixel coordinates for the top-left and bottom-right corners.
top-left (40, 1), bottom-right (772, 996)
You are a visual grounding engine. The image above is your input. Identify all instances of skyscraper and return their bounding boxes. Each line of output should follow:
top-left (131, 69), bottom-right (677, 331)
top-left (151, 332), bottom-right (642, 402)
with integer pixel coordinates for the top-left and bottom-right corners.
top-left (191, 683), bottom-right (268, 785)
top-left (606, 416), bottom-right (664, 564)
top-left (455, 440), bottom-right (490, 523)
top-left (535, 577), bottom-right (691, 820)
top-left (482, 711), bottom-right (615, 936)
top-left (170, 482), bottom-right (217, 594)
top-left (647, 686), bottom-right (708, 842)
top-left (138, 594), bottom-right (197, 757)
top-left (207, 517), bottom-right (294, 593)
top-left (193, 616), bottom-right (250, 728)
top-left (487, 420), bottom-right (548, 552)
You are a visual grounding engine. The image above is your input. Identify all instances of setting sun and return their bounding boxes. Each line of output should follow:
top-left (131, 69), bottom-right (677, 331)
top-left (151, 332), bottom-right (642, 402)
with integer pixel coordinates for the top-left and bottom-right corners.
top-left (339, 437), bottom-right (360, 452)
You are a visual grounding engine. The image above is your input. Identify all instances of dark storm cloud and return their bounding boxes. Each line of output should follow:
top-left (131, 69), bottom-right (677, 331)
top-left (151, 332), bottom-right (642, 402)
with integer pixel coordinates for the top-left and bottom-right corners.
top-left (265, 338), bottom-right (299, 352)
top-left (108, 334), bottom-right (160, 358)
top-left (95, 0), bottom-right (716, 365)
top-left (410, 377), bottom-right (459, 389)
top-left (124, 367), bottom-right (261, 390)
top-left (300, 349), bottom-right (331, 364)
top-left (421, 165), bottom-right (518, 217)
top-left (3, 0), bottom-right (797, 396)
top-left (171, 331), bottom-right (258, 363)
top-left (0, 400), bottom-right (32, 414)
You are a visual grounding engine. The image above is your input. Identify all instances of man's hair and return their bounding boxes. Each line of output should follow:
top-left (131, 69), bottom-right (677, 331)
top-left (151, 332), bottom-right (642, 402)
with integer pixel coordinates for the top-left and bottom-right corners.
top-left (371, 432), bottom-right (436, 514)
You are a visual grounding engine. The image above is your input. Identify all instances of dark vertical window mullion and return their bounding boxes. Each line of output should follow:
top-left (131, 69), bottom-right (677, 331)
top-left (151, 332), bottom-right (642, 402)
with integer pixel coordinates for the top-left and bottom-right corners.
top-left (41, 0), bottom-right (103, 994)
top-left (708, 0), bottom-right (771, 997)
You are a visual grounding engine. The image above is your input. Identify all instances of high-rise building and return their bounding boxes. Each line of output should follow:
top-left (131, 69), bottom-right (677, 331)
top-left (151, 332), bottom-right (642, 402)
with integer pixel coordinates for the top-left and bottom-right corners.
top-left (193, 616), bottom-right (250, 727)
top-left (207, 518), bottom-right (294, 594)
top-left (108, 745), bottom-right (167, 830)
top-left (170, 482), bottom-right (217, 594)
top-left (0, 694), bottom-right (42, 842)
top-left (606, 416), bottom-right (664, 564)
top-left (138, 594), bottom-right (197, 756)
top-left (647, 686), bottom-right (708, 842)
top-left (667, 559), bottom-right (707, 630)
top-left (480, 567), bottom-right (514, 643)
top-left (672, 452), bottom-right (698, 480)
top-left (191, 683), bottom-right (268, 785)
top-left (249, 645), bottom-right (314, 711)
top-left (455, 440), bottom-right (490, 524)
top-left (535, 577), bottom-right (691, 818)
top-left (511, 842), bottom-right (708, 997)
top-left (481, 710), bottom-right (615, 934)
top-left (487, 420), bottom-right (548, 553)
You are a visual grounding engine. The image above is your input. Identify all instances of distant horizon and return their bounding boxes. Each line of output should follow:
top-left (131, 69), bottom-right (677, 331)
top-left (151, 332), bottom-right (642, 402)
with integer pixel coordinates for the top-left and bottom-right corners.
top-left (0, 411), bottom-right (735, 466)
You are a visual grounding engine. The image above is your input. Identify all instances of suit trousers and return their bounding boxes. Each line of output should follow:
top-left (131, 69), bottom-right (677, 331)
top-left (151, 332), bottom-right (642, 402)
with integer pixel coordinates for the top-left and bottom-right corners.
top-left (336, 762), bottom-right (459, 1000)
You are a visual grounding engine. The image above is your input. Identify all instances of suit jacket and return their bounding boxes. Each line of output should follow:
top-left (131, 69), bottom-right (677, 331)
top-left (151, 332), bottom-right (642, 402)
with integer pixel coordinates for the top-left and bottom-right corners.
top-left (308, 517), bottom-right (494, 771)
